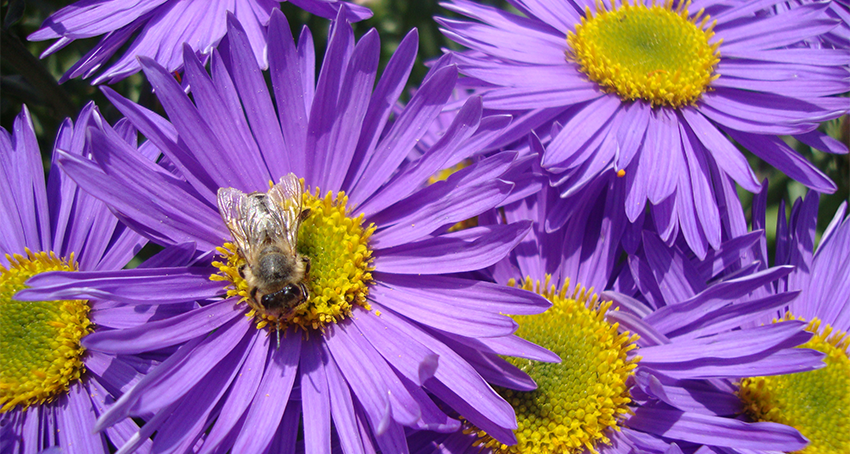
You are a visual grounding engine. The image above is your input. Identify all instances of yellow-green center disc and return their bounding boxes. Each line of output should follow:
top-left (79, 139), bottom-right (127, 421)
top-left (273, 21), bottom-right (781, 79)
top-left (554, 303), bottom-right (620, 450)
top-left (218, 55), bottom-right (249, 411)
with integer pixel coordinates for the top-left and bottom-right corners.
top-left (567, 0), bottom-right (720, 107)
top-left (0, 249), bottom-right (90, 412)
top-left (739, 316), bottom-right (850, 454)
top-left (472, 276), bottom-right (640, 454)
top-left (212, 184), bottom-right (375, 332)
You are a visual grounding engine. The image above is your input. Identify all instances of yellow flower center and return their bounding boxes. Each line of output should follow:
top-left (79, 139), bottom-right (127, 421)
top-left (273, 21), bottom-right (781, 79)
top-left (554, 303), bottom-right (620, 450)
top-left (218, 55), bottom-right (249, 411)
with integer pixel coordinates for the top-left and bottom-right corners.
top-left (739, 315), bottom-right (850, 454)
top-left (212, 185), bottom-right (375, 332)
top-left (471, 276), bottom-right (640, 454)
top-left (567, 0), bottom-right (721, 107)
top-left (0, 249), bottom-right (89, 413)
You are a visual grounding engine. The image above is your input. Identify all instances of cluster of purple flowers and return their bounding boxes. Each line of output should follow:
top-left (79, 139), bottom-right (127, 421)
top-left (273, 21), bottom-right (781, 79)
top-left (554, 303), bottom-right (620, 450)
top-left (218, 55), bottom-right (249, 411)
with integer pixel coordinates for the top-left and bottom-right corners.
top-left (1, 1), bottom-right (848, 453)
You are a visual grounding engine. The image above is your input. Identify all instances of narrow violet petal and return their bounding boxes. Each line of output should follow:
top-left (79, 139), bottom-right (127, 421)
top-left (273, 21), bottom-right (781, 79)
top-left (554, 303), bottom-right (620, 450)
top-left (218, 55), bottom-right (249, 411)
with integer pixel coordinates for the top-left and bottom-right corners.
top-left (94, 333), bottom-right (206, 433)
top-left (86, 378), bottom-right (153, 453)
top-left (367, 277), bottom-right (521, 338)
top-left (19, 266), bottom-right (222, 304)
top-left (344, 29), bottom-right (418, 193)
top-left (359, 96), bottom-right (483, 216)
top-left (181, 44), bottom-right (268, 188)
top-left (57, 138), bottom-right (223, 249)
top-left (82, 299), bottom-right (243, 354)
top-left (130, 316), bottom-right (253, 416)
top-left (323, 346), bottom-right (368, 454)
top-left (317, 29), bottom-right (380, 193)
top-left (99, 86), bottom-right (218, 203)
top-left (634, 371), bottom-right (741, 416)
top-left (369, 303), bottom-right (518, 439)
top-left (196, 331), bottom-right (267, 454)
top-left (377, 272), bottom-right (550, 315)
top-left (628, 407), bottom-right (808, 451)
top-left (223, 15), bottom-right (286, 185)
top-left (369, 172), bottom-right (514, 248)
top-left (348, 65), bottom-right (457, 206)
top-left (150, 344), bottom-right (248, 454)
top-left (352, 310), bottom-right (440, 386)
top-left (305, 12), bottom-right (353, 187)
top-left (58, 384), bottom-right (108, 454)
top-left (645, 266), bottom-right (795, 334)
top-left (639, 321), bottom-right (809, 363)
top-left (85, 351), bottom-right (146, 396)
top-left (300, 336), bottom-right (332, 454)
top-left (232, 332), bottom-right (301, 452)
top-left (728, 129), bottom-right (837, 193)
top-left (681, 108), bottom-right (762, 192)
top-left (325, 319), bottom-right (423, 428)
top-left (647, 348), bottom-right (825, 380)
top-left (375, 222), bottom-right (531, 275)
top-left (138, 56), bottom-right (259, 191)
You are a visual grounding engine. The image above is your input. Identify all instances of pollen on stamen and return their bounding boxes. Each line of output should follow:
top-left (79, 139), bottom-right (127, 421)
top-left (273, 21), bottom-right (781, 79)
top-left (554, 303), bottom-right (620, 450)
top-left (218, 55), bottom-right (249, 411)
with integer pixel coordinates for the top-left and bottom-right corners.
top-left (0, 249), bottom-right (90, 413)
top-left (469, 276), bottom-right (640, 454)
top-left (211, 182), bottom-right (375, 334)
top-left (567, 0), bottom-right (721, 108)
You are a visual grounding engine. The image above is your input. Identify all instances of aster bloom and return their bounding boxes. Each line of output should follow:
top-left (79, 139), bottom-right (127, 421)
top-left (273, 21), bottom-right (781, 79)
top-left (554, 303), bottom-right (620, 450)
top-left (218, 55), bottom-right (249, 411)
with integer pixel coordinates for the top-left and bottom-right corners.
top-left (18, 10), bottom-right (554, 453)
top-left (732, 188), bottom-right (850, 454)
top-left (405, 158), bottom-right (825, 454)
top-left (0, 105), bottom-right (155, 453)
top-left (438, 0), bottom-right (850, 257)
top-left (28, 0), bottom-right (372, 84)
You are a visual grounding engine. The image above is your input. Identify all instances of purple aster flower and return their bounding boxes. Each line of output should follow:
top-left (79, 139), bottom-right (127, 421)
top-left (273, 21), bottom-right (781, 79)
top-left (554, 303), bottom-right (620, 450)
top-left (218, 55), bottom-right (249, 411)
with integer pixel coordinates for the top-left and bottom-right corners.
top-left (438, 0), bottom-right (850, 257)
top-left (729, 187), bottom-right (850, 453)
top-left (17, 10), bottom-right (554, 453)
top-left (405, 155), bottom-right (826, 453)
top-left (0, 105), bottom-right (157, 453)
top-left (28, 0), bottom-right (372, 84)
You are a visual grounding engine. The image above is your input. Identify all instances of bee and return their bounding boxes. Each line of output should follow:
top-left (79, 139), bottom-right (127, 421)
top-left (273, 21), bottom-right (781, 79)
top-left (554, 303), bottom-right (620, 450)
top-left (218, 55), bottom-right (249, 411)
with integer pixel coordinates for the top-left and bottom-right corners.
top-left (217, 173), bottom-right (312, 326)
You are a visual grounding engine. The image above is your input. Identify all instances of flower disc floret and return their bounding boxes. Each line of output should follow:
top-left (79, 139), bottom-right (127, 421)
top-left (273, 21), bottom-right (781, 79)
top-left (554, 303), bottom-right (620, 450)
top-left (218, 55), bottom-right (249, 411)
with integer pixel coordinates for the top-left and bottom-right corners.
top-left (567, 0), bottom-right (720, 107)
top-left (0, 249), bottom-right (89, 412)
top-left (739, 315), bottom-right (850, 454)
top-left (472, 276), bottom-right (639, 454)
top-left (212, 183), bottom-right (375, 332)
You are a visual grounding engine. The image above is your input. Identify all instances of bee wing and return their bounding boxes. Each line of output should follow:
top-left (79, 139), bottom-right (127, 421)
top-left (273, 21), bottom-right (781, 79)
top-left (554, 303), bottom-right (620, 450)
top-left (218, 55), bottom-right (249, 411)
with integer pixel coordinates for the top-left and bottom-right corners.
top-left (216, 187), bottom-right (257, 254)
top-left (267, 173), bottom-right (305, 248)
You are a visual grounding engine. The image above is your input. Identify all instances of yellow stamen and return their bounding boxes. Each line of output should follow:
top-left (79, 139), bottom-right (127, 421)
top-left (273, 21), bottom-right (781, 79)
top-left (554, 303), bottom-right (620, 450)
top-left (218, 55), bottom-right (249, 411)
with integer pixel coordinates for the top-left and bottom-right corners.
top-left (739, 313), bottom-right (850, 454)
top-left (567, 0), bottom-right (720, 107)
top-left (470, 276), bottom-right (640, 453)
top-left (0, 249), bottom-right (90, 412)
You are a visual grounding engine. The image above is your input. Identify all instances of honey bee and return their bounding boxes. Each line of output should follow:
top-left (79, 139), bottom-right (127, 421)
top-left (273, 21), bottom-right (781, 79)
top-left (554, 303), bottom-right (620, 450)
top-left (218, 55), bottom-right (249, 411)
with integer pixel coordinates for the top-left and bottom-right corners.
top-left (217, 173), bottom-right (312, 324)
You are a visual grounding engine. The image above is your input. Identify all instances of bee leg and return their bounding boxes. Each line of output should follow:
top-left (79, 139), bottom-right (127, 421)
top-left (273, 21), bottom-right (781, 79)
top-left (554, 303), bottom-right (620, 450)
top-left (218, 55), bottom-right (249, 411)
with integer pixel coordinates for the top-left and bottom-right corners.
top-left (276, 328), bottom-right (281, 350)
top-left (302, 256), bottom-right (311, 275)
top-left (238, 265), bottom-right (246, 279)
top-left (299, 282), bottom-right (309, 300)
top-left (300, 208), bottom-right (312, 222)
top-left (250, 287), bottom-right (258, 300)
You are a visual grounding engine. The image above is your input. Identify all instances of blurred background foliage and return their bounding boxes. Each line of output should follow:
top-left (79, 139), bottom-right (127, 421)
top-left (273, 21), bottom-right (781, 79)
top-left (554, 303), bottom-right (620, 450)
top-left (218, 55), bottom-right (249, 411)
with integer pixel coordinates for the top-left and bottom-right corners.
top-left (1, 0), bottom-right (848, 262)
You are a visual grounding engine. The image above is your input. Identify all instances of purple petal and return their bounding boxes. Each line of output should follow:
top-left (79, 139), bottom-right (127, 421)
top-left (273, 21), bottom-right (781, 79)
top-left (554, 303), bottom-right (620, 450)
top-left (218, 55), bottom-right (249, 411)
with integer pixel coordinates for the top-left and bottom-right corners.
top-left (348, 65), bottom-right (457, 206)
top-left (18, 266), bottom-right (222, 304)
top-left (301, 336), bottom-right (332, 454)
top-left (375, 222), bottom-right (531, 275)
top-left (628, 407), bottom-right (808, 451)
top-left (195, 331), bottom-right (266, 454)
top-left (232, 331), bottom-right (301, 452)
top-left (82, 299), bottom-right (242, 354)
top-left (57, 383), bottom-right (108, 454)
top-left (344, 30), bottom-right (418, 193)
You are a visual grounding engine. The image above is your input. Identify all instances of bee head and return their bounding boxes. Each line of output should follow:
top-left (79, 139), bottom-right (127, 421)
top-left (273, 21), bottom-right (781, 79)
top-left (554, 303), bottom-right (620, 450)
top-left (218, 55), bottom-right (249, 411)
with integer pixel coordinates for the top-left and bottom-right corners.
top-left (260, 283), bottom-right (308, 316)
